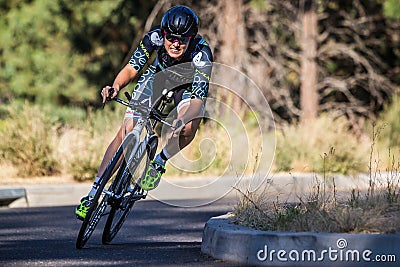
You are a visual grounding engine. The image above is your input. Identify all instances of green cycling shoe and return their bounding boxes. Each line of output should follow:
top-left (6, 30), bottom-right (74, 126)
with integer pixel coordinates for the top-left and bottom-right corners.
top-left (75, 195), bottom-right (94, 221)
top-left (139, 160), bottom-right (165, 191)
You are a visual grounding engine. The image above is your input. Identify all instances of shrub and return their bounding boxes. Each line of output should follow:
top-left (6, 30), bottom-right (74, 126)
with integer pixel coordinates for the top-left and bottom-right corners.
top-left (63, 128), bottom-right (105, 181)
top-left (0, 102), bottom-right (60, 177)
top-left (165, 120), bottom-right (233, 177)
top-left (62, 107), bottom-right (123, 181)
top-left (274, 115), bottom-right (369, 174)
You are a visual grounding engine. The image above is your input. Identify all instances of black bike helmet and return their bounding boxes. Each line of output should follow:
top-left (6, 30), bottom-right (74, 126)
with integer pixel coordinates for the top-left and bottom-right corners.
top-left (161, 6), bottom-right (199, 37)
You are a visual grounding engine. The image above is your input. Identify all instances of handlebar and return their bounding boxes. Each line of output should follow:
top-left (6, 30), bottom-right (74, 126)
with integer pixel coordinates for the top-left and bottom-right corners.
top-left (103, 87), bottom-right (172, 127)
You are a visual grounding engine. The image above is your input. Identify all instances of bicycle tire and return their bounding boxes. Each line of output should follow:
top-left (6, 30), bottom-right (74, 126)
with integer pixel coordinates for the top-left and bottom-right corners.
top-left (102, 147), bottom-right (150, 244)
top-left (101, 165), bottom-right (133, 244)
top-left (75, 147), bottom-right (123, 249)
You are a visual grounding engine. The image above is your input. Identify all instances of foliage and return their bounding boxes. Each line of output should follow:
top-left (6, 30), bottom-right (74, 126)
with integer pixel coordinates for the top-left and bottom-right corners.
top-left (1, 0), bottom-right (92, 104)
top-left (384, 0), bottom-right (400, 19)
top-left (1, 0), bottom-right (398, 125)
top-left (182, 0), bottom-right (399, 125)
top-left (0, 102), bottom-right (60, 177)
top-left (0, 0), bottom-right (156, 106)
top-left (0, 99), bottom-right (125, 180)
top-left (0, 0), bottom-right (398, 181)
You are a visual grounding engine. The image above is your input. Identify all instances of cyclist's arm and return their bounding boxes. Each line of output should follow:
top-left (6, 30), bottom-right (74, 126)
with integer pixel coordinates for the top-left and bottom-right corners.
top-left (102, 64), bottom-right (138, 103)
top-left (177, 46), bottom-right (213, 124)
top-left (104, 27), bottom-right (161, 102)
top-left (118, 27), bottom-right (159, 90)
top-left (112, 64), bottom-right (138, 93)
top-left (128, 27), bottom-right (161, 72)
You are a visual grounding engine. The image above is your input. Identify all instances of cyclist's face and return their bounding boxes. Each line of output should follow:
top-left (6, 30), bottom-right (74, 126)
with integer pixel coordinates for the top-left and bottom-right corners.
top-left (164, 36), bottom-right (190, 60)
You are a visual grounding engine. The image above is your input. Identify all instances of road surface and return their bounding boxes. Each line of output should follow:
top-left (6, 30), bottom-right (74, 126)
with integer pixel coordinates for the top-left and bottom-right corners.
top-left (0, 197), bottom-right (240, 266)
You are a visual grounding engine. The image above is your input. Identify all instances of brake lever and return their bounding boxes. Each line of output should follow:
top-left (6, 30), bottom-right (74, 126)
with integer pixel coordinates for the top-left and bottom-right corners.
top-left (102, 88), bottom-right (115, 109)
top-left (124, 92), bottom-right (132, 101)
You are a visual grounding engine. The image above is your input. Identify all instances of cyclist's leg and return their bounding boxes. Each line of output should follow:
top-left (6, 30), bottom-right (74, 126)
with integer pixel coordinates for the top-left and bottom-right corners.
top-left (164, 86), bottom-right (204, 155)
top-left (77, 65), bottom-right (157, 218)
top-left (140, 94), bottom-right (203, 191)
top-left (96, 64), bottom-right (158, 182)
top-left (75, 111), bottom-right (136, 219)
top-left (96, 116), bottom-right (136, 178)
top-left (164, 99), bottom-right (202, 156)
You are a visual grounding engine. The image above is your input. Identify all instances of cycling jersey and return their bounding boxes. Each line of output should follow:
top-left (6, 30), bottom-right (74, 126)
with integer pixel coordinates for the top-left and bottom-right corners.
top-left (128, 26), bottom-right (213, 102)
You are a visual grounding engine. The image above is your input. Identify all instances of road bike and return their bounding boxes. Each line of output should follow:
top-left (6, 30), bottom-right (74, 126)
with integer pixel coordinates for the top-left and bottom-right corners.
top-left (76, 87), bottom-right (176, 249)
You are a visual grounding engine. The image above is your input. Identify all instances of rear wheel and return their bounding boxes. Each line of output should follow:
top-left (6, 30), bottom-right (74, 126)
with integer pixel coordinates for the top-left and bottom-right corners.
top-left (102, 145), bottom-right (150, 244)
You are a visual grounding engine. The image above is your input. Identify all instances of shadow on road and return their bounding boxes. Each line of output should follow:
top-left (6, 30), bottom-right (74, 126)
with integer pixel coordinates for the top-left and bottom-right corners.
top-left (0, 198), bottom-right (238, 266)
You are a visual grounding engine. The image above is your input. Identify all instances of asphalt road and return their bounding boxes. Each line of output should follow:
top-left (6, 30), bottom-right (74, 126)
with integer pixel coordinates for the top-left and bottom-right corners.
top-left (0, 197), bottom-right (240, 267)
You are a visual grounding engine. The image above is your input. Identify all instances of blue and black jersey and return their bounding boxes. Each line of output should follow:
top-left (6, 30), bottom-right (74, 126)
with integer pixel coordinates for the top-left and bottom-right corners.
top-left (128, 26), bottom-right (213, 101)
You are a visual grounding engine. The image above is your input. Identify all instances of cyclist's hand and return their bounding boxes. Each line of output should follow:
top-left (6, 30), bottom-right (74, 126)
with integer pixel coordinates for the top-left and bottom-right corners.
top-left (171, 118), bottom-right (185, 138)
top-left (101, 86), bottom-right (118, 104)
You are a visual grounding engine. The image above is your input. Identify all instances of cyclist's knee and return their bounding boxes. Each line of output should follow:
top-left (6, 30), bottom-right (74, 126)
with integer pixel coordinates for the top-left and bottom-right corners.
top-left (115, 119), bottom-right (135, 142)
top-left (181, 118), bottom-right (201, 138)
top-left (123, 119), bottom-right (135, 136)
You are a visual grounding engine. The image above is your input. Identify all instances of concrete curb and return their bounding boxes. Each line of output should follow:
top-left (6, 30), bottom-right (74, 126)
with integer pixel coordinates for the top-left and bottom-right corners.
top-left (201, 214), bottom-right (400, 267)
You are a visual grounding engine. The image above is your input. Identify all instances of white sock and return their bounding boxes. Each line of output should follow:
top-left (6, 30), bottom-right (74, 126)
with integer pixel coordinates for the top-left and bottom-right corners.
top-left (162, 148), bottom-right (172, 160)
top-left (88, 176), bottom-right (100, 196)
top-left (154, 154), bottom-right (167, 165)
top-left (154, 148), bottom-right (172, 165)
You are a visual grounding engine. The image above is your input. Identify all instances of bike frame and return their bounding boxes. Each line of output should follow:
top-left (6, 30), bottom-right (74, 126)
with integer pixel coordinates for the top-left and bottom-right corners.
top-left (76, 88), bottom-right (175, 249)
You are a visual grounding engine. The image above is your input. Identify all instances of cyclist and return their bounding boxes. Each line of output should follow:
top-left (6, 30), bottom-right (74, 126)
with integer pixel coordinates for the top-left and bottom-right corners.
top-left (76, 5), bottom-right (213, 220)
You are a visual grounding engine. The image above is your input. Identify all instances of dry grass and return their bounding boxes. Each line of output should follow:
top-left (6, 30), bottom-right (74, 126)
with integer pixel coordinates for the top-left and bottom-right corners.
top-left (274, 115), bottom-right (370, 174)
top-left (58, 108), bottom-right (124, 181)
top-left (232, 182), bottom-right (400, 234)
top-left (165, 113), bottom-right (265, 178)
top-left (232, 125), bottom-right (400, 234)
top-left (0, 100), bottom-right (398, 190)
top-left (0, 103), bottom-right (60, 177)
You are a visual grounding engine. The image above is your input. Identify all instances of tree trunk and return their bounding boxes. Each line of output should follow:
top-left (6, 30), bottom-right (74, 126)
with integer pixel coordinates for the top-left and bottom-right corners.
top-left (217, 0), bottom-right (246, 113)
top-left (300, 0), bottom-right (318, 123)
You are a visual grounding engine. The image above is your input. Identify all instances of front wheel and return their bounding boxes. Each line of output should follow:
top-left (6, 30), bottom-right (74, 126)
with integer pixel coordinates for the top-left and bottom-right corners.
top-left (102, 147), bottom-right (150, 244)
top-left (75, 147), bottom-right (123, 249)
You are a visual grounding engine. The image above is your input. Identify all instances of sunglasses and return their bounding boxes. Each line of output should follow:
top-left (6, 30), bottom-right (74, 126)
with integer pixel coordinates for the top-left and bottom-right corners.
top-left (164, 31), bottom-right (192, 44)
